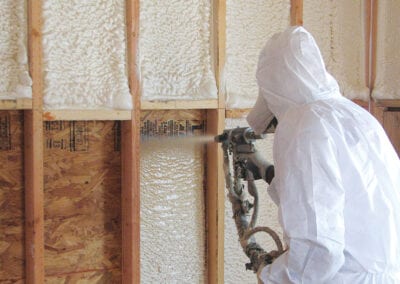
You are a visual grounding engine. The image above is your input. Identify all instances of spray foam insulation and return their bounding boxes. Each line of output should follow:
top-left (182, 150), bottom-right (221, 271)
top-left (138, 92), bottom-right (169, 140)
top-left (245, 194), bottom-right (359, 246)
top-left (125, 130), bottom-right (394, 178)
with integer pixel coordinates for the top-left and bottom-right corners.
top-left (140, 110), bottom-right (206, 283)
top-left (373, 0), bottom-right (400, 99)
top-left (224, 0), bottom-right (290, 109)
top-left (43, 121), bottom-right (121, 281)
top-left (0, 111), bottom-right (24, 282)
top-left (224, 118), bottom-right (283, 284)
top-left (139, 0), bottom-right (217, 101)
top-left (0, 0), bottom-right (32, 99)
top-left (41, 0), bottom-right (131, 110)
top-left (303, 0), bottom-right (369, 100)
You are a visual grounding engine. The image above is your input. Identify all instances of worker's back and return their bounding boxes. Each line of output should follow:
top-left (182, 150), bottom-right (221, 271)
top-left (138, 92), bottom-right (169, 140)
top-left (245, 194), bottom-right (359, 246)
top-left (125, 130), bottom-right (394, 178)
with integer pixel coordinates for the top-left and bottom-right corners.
top-left (309, 97), bottom-right (400, 283)
top-left (249, 26), bottom-right (400, 283)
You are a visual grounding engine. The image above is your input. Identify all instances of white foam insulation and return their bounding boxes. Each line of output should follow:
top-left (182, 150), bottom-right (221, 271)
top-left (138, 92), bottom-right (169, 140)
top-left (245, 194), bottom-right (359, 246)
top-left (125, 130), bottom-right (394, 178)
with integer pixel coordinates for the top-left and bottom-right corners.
top-left (140, 139), bottom-right (206, 283)
top-left (224, 118), bottom-right (283, 284)
top-left (303, 0), bottom-right (369, 100)
top-left (41, 0), bottom-right (131, 109)
top-left (139, 0), bottom-right (217, 101)
top-left (0, 0), bottom-right (32, 99)
top-left (224, 0), bottom-right (290, 109)
top-left (372, 0), bottom-right (400, 100)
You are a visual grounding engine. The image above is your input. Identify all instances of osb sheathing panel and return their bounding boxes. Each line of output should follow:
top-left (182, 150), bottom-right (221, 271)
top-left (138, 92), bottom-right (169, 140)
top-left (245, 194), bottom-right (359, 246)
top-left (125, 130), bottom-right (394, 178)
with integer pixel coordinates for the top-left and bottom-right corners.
top-left (45, 268), bottom-right (121, 284)
top-left (0, 111), bottom-right (25, 282)
top-left (224, 118), bottom-right (283, 284)
top-left (43, 121), bottom-right (121, 281)
top-left (140, 110), bottom-right (207, 283)
top-left (383, 111), bottom-right (400, 156)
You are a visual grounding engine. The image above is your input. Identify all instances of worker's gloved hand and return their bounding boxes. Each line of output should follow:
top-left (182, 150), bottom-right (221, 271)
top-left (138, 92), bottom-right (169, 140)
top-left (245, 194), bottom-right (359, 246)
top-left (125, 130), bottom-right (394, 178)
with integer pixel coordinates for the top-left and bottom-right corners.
top-left (241, 151), bottom-right (275, 184)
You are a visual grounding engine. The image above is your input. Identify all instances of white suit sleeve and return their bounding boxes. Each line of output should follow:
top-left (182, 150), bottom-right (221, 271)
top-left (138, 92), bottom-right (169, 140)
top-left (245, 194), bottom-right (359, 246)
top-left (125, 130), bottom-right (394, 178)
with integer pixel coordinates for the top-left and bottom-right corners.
top-left (260, 130), bottom-right (345, 283)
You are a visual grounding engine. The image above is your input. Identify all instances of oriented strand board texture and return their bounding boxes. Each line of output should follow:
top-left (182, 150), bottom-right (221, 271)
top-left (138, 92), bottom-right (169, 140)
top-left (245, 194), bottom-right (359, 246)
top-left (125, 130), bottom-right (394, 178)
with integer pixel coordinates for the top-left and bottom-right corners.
top-left (303, 0), bottom-right (369, 100)
top-left (225, 0), bottom-right (290, 109)
top-left (224, 118), bottom-right (283, 284)
top-left (43, 121), bottom-right (121, 281)
top-left (383, 111), bottom-right (400, 157)
top-left (42, 0), bottom-right (131, 110)
top-left (373, 0), bottom-right (400, 99)
top-left (140, 111), bottom-right (207, 283)
top-left (139, 0), bottom-right (217, 101)
top-left (45, 269), bottom-right (121, 283)
top-left (0, 111), bottom-right (25, 282)
top-left (0, 0), bottom-right (32, 99)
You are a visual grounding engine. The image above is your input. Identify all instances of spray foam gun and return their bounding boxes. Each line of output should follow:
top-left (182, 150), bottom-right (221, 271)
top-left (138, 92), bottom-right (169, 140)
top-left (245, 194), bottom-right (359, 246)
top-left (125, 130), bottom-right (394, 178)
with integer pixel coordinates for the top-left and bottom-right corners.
top-left (215, 127), bottom-right (285, 274)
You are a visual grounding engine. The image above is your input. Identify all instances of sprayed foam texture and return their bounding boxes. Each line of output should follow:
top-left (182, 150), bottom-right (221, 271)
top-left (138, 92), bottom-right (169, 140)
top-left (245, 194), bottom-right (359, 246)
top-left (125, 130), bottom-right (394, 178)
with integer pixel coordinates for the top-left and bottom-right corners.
top-left (0, 0), bottom-right (32, 99)
top-left (224, 118), bottom-right (283, 284)
top-left (303, 0), bottom-right (369, 100)
top-left (224, 0), bottom-right (290, 109)
top-left (140, 138), bottom-right (206, 283)
top-left (42, 0), bottom-right (131, 109)
top-left (372, 0), bottom-right (400, 99)
top-left (139, 0), bottom-right (217, 101)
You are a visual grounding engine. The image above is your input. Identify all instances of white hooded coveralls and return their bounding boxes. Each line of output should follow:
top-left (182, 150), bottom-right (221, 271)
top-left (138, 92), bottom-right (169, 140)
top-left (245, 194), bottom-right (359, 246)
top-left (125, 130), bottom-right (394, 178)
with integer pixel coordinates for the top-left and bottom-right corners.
top-left (247, 26), bottom-right (400, 283)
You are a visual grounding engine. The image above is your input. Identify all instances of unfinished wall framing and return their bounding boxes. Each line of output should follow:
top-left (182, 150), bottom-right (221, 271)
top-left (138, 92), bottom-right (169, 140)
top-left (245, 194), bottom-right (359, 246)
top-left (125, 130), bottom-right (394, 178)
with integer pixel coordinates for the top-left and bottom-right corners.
top-left (1, 0), bottom-right (400, 283)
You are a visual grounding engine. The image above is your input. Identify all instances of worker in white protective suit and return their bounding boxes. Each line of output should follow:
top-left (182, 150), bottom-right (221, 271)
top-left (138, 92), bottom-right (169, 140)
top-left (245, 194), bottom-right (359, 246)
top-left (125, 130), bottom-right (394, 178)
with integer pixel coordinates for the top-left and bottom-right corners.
top-left (246, 26), bottom-right (400, 283)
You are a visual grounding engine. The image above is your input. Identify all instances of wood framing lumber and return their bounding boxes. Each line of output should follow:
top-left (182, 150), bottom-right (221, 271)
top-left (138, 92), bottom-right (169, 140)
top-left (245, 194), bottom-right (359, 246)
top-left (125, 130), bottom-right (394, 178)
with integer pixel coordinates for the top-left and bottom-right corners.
top-left (141, 99), bottom-right (218, 110)
top-left (42, 110), bottom-right (132, 121)
top-left (374, 99), bottom-right (400, 108)
top-left (215, 0), bottom-right (226, 109)
top-left (0, 99), bottom-right (32, 110)
top-left (290, 0), bottom-right (303, 26)
top-left (25, 1), bottom-right (44, 282)
top-left (225, 108), bottom-right (252, 118)
top-left (370, 0), bottom-right (378, 91)
top-left (204, 1), bottom-right (227, 282)
top-left (122, 0), bottom-right (140, 283)
top-left (206, 108), bottom-right (225, 284)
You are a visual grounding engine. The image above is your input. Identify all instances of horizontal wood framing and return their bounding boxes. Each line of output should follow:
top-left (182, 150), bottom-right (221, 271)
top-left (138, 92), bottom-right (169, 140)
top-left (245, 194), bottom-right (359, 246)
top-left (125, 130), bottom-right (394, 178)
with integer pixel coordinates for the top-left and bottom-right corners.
top-left (141, 99), bottom-right (218, 110)
top-left (374, 99), bottom-right (400, 108)
top-left (225, 108), bottom-right (251, 118)
top-left (0, 99), bottom-right (32, 110)
top-left (42, 110), bottom-right (132, 121)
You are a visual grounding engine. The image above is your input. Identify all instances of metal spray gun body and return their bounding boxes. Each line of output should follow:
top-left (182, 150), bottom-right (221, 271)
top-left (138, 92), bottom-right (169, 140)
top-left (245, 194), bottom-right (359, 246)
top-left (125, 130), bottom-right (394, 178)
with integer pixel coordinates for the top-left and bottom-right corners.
top-left (215, 127), bottom-right (285, 274)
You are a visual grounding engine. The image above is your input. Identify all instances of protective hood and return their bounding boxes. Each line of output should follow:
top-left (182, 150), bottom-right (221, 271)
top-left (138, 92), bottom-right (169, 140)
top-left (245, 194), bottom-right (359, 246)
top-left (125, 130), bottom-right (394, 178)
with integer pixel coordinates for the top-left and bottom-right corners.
top-left (247, 26), bottom-right (340, 134)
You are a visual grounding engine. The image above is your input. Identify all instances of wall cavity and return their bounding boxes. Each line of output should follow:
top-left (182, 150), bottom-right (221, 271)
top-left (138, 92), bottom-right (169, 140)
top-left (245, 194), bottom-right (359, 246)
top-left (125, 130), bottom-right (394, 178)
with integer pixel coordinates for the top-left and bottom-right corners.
top-left (224, 118), bottom-right (283, 284)
top-left (139, 0), bottom-right (217, 101)
top-left (0, 0), bottom-right (32, 99)
top-left (303, 0), bottom-right (369, 100)
top-left (140, 119), bottom-right (206, 282)
top-left (42, 0), bottom-right (131, 109)
top-left (372, 0), bottom-right (400, 99)
top-left (224, 0), bottom-right (290, 109)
